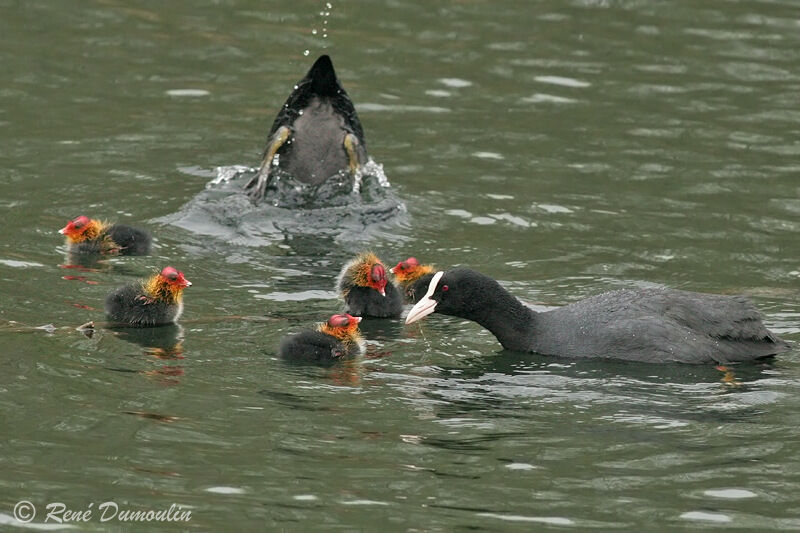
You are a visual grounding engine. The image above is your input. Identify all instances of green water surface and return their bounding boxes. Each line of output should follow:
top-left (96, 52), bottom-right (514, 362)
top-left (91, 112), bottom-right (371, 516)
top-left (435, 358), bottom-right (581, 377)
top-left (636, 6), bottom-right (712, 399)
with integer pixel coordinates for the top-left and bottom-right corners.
top-left (1, 1), bottom-right (799, 531)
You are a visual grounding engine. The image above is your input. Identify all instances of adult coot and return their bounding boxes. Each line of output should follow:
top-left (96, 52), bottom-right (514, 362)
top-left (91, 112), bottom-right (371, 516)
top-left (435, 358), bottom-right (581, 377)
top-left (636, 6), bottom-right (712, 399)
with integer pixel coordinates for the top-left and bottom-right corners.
top-left (105, 267), bottom-right (191, 327)
top-left (59, 215), bottom-right (151, 255)
top-left (405, 268), bottom-right (790, 364)
top-left (246, 55), bottom-right (368, 201)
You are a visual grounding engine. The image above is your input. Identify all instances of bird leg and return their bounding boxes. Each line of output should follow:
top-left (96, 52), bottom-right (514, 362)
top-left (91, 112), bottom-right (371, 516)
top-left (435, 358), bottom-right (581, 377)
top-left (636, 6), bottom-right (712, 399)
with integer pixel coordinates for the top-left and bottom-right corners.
top-left (343, 133), bottom-right (361, 175)
top-left (344, 133), bottom-right (364, 192)
top-left (246, 125), bottom-right (291, 201)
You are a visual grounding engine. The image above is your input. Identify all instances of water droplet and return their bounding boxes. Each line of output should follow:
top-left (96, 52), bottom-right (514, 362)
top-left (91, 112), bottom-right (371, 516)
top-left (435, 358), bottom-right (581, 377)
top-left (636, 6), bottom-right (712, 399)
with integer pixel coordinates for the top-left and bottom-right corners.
top-left (303, 50), bottom-right (310, 56)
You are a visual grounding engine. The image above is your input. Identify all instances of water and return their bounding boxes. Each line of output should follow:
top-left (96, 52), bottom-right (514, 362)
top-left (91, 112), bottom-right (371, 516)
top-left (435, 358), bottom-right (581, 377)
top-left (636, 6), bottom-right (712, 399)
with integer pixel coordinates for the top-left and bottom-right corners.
top-left (159, 163), bottom-right (404, 247)
top-left (1, 0), bottom-right (799, 530)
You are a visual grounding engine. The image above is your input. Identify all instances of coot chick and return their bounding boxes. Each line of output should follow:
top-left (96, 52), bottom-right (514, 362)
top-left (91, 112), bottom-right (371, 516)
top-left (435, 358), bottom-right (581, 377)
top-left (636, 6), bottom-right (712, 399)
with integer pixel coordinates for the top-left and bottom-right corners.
top-left (59, 215), bottom-right (151, 255)
top-left (279, 314), bottom-right (365, 362)
top-left (246, 54), bottom-right (368, 201)
top-left (390, 257), bottom-right (436, 303)
top-left (405, 268), bottom-right (790, 364)
top-left (337, 252), bottom-right (403, 318)
top-left (105, 267), bottom-right (191, 327)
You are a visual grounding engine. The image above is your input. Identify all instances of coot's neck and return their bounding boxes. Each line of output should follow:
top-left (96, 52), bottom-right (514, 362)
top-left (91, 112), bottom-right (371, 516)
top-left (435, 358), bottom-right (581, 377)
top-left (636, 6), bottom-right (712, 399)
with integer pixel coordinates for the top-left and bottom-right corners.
top-left (464, 282), bottom-right (538, 352)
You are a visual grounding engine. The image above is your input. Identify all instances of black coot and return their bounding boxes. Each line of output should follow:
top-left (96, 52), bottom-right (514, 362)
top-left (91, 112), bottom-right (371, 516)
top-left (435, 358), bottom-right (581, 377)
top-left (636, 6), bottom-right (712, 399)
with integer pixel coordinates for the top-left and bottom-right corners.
top-left (337, 252), bottom-right (403, 318)
top-left (60, 215), bottom-right (151, 255)
top-left (105, 267), bottom-right (191, 327)
top-left (405, 268), bottom-right (790, 364)
top-left (279, 314), bottom-right (365, 361)
top-left (246, 55), bottom-right (368, 201)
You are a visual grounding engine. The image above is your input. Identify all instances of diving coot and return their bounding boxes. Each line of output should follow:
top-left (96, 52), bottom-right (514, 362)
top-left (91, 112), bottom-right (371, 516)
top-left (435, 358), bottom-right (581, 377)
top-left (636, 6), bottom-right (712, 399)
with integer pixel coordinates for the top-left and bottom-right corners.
top-left (405, 268), bottom-right (790, 364)
top-left (59, 215), bottom-right (151, 255)
top-left (246, 55), bottom-right (368, 201)
top-left (337, 252), bottom-right (403, 318)
top-left (390, 257), bottom-right (436, 303)
top-left (278, 313), bottom-right (365, 361)
top-left (105, 267), bottom-right (191, 327)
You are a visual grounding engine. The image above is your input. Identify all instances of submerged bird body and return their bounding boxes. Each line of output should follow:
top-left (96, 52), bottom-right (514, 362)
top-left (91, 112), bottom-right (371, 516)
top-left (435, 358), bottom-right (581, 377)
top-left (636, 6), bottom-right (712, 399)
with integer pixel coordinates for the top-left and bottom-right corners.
top-left (60, 215), bottom-right (151, 255)
top-left (246, 55), bottom-right (368, 200)
top-left (279, 314), bottom-right (365, 361)
top-left (105, 267), bottom-right (191, 327)
top-left (406, 268), bottom-right (790, 364)
top-left (337, 252), bottom-right (403, 318)
top-left (390, 257), bottom-right (436, 303)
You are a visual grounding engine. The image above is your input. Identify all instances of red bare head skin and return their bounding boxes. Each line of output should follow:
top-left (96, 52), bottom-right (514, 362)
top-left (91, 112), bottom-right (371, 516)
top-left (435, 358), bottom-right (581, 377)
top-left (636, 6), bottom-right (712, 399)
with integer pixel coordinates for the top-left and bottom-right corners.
top-left (143, 267), bottom-right (191, 303)
top-left (389, 257), bottom-right (434, 284)
top-left (159, 266), bottom-right (192, 289)
top-left (390, 257), bottom-right (419, 274)
top-left (369, 263), bottom-right (388, 296)
top-left (327, 313), bottom-right (363, 328)
top-left (59, 215), bottom-right (92, 237)
top-left (319, 313), bottom-right (363, 343)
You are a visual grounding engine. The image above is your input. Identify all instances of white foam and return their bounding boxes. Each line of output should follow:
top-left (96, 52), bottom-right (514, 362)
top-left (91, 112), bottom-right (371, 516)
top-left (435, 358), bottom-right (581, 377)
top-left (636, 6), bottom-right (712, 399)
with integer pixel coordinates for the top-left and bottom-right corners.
top-left (0, 259), bottom-right (44, 268)
top-left (473, 151), bottom-right (504, 160)
top-left (522, 93), bottom-right (577, 104)
top-left (438, 78), bottom-right (473, 88)
top-left (680, 511), bottom-right (732, 523)
top-left (166, 89), bottom-right (210, 97)
top-left (505, 462), bottom-right (538, 470)
top-left (703, 489), bottom-right (757, 499)
top-left (478, 513), bottom-right (574, 525)
top-left (534, 75), bottom-right (591, 88)
top-left (205, 486), bottom-right (246, 494)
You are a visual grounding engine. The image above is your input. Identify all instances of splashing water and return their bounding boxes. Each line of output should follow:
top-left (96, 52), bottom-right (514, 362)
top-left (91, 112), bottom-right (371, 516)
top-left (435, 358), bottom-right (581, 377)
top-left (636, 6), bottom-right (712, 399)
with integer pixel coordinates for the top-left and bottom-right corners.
top-left (353, 160), bottom-right (390, 194)
top-left (206, 165), bottom-right (255, 188)
top-left (159, 161), bottom-right (406, 247)
top-left (305, 1), bottom-right (333, 57)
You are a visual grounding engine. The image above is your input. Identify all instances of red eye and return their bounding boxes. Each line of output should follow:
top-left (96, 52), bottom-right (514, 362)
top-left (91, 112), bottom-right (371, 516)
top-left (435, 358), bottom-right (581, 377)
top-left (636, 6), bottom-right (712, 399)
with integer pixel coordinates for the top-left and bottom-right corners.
top-left (441, 285), bottom-right (449, 292)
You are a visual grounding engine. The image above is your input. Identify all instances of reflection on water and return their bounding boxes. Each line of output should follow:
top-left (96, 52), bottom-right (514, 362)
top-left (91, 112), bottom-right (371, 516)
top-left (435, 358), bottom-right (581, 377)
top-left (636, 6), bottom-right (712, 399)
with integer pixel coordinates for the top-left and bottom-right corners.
top-left (113, 324), bottom-right (185, 357)
top-left (107, 325), bottom-right (186, 385)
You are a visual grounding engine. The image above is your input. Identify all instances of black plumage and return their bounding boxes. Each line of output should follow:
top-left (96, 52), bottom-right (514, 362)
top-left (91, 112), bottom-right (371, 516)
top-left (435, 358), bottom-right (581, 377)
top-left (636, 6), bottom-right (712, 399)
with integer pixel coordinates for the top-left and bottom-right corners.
top-left (59, 215), bottom-right (151, 255)
top-left (402, 273), bottom-right (435, 304)
top-left (406, 268), bottom-right (791, 364)
top-left (268, 55), bottom-right (365, 150)
top-left (246, 55), bottom-right (368, 199)
top-left (337, 253), bottom-right (403, 318)
top-left (278, 331), bottom-right (351, 362)
top-left (389, 257), bottom-right (436, 304)
top-left (341, 284), bottom-right (404, 318)
top-left (105, 283), bottom-right (183, 327)
top-left (105, 224), bottom-right (152, 255)
top-left (105, 267), bottom-right (190, 327)
top-left (278, 314), bottom-right (365, 362)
